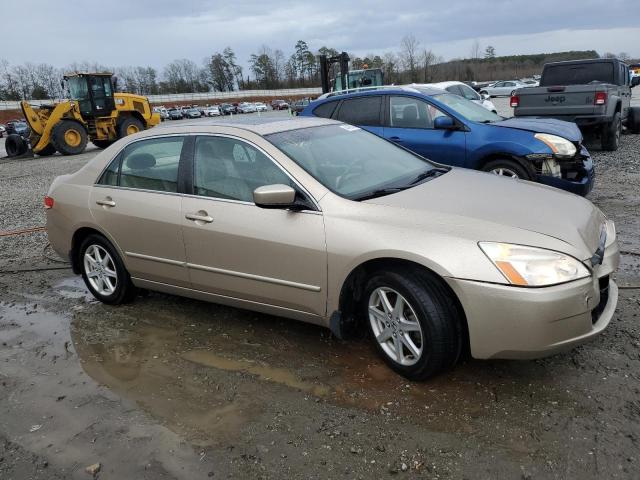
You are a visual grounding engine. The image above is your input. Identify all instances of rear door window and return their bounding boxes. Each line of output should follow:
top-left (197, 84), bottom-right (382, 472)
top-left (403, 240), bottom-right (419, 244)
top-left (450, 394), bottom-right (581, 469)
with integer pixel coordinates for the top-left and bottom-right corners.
top-left (313, 101), bottom-right (339, 119)
top-left (335, 96), bottom-right (383, 126)
top-left (98, 136), bottom-right (184, 192)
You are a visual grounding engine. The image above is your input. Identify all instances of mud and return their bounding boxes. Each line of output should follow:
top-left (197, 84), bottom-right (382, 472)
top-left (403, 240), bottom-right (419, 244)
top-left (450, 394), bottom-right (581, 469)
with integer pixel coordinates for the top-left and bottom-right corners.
top-left (2, 103), bottom-right (640, 479)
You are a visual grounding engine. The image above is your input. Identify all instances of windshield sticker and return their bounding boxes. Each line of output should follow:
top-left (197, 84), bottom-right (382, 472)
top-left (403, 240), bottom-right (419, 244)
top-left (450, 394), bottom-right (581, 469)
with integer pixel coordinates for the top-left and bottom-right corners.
top-left (340, 125), bottom-right (360, 132)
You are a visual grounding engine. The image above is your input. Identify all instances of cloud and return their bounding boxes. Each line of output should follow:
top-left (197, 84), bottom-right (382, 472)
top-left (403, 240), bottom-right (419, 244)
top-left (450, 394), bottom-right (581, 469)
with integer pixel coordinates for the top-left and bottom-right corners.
top-left (2, 0), bottom-right (639, 71)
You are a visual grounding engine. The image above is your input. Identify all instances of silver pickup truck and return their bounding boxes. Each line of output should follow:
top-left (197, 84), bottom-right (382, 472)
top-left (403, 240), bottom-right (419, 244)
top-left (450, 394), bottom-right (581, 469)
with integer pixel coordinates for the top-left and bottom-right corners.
top-left (512, 58), bottom-right (640, 151)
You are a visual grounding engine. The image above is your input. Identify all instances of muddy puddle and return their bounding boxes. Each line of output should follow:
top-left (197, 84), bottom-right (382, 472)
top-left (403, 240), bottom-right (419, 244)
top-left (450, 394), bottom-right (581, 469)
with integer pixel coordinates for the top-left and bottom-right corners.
top-left (1, 278), bottom-right (573, 448)
top-left (57, 287), bottom-right (571, 445)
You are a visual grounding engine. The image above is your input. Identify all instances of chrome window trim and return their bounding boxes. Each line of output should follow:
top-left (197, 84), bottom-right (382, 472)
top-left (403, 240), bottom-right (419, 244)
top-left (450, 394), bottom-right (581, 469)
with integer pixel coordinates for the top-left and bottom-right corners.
top-left (193, 133), bottom-right (322, 212)
top-left (93, 184), bottom-right (182, 198)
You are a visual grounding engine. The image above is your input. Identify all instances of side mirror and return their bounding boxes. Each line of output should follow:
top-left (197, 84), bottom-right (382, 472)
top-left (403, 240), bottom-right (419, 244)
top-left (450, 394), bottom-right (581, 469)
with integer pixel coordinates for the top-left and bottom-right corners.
top-left (253, 184), bottom-right (296, 209)
top-left (481, 93), bottom-right (490, 100)
top-left (632, 77), bottom-right (640, 88)
top-left (434, 116), bottom-right (456, 130)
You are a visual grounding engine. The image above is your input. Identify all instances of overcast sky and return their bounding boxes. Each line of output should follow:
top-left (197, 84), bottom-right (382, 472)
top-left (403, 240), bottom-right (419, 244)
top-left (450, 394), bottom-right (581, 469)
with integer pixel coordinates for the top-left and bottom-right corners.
top-left (3, 0), bottom-right (639, 71)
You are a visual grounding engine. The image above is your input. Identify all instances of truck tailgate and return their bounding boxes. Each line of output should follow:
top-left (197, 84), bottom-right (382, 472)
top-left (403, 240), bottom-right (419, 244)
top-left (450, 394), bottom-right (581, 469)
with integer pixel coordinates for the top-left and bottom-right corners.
top-left (514, 86), bottom-right (599, 117)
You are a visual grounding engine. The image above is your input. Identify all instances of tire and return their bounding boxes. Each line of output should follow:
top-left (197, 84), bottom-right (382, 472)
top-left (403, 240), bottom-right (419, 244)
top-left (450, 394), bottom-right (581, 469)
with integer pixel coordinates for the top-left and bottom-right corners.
top-left (92, 139), bottom-right (115, 149)
top-left (481, 158), bottom-right (531, 180)
top-left (79, 234), bottom-right (138, 305)
top-left (37, 143), bottom-right (56, 157)
top-left (480, 90), bottom-right (489, 97)
top-left (601, 112), bottom-right (621, 151)
top-left (117, 116), bottom-right (144, 139)
top-left (4, 134), bottom-right (28, 157)
top-left (363, 268), bottom-right (462, 380)
top-left (627, 107), bottom-right (640, 134)
top-left (51, 120), bottom-right (88, 155)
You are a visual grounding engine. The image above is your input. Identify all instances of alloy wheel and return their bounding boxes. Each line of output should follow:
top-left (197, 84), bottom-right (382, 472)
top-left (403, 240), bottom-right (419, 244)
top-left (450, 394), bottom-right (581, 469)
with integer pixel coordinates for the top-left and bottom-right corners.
top-left (83, 244), bottom-right (118, 296)
top-left (368, 287), bottom-right (424, 366)
top-left (490, 167), bottom-right (519, 178)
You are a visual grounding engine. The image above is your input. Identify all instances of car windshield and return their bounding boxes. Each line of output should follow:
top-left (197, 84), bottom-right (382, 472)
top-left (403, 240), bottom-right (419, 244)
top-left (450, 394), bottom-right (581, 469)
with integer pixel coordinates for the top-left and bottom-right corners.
top-left (431, 93), bottom-right (502, 123)
top-left (267, 124), bottom-right (442, 200)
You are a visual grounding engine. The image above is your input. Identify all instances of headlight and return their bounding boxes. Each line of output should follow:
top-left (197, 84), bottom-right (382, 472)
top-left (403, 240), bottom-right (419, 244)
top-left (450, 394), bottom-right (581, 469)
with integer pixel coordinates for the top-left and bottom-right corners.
top-left (479, 242), bottom-right (590, 287)
top-left (534, 133), bottom-right (576, 159)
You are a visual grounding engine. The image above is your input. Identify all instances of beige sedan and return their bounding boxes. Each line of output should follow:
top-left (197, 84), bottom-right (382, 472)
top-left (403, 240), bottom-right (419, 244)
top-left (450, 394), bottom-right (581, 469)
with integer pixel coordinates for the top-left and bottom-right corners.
top-left (45, 118), bottom-right (619, 380)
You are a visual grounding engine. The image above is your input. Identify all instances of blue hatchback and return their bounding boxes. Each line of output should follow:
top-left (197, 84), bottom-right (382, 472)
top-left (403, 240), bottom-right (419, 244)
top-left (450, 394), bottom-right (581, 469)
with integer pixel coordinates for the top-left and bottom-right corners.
top-left (301, 86), bottom-right (594, 195)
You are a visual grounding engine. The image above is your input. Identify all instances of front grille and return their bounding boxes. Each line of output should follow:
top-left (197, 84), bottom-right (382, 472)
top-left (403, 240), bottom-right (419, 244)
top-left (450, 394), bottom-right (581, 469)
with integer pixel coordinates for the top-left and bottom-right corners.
top-left (591, 275), bottom-right (610, 324)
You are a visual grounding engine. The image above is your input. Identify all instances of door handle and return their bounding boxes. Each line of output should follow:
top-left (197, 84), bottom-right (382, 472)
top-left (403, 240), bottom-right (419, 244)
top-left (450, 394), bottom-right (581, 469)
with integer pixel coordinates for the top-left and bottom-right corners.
top-left (389, 136), bottom-right (403, 141)
top-left (185, 212), bottom-right (214, 223)
top-left (96, 199), bottom-right (116, 207)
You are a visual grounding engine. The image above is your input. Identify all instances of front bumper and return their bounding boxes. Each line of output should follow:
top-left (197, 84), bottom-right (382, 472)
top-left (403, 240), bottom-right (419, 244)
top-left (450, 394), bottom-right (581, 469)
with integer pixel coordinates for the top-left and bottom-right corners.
top-left (536, 145), bottom-right (594, 196)
top-left (446, 240), bottom-right (619, 360)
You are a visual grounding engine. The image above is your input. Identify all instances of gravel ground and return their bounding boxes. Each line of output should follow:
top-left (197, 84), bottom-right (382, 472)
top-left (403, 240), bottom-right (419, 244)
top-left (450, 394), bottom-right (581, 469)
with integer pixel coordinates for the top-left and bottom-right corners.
top-left (1, 101), bottom-right (640, 479)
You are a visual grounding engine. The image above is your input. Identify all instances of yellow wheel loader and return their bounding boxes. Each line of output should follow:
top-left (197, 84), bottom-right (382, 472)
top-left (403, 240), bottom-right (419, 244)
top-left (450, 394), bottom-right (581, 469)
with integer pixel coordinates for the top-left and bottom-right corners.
top-left (5, 72), bottom-right (160, 158)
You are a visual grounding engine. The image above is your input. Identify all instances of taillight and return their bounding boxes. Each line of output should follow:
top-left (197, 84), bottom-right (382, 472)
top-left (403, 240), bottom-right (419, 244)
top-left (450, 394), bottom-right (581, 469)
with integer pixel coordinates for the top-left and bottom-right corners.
top-left (594, 92), bottom-right (607, 105)
top-left (44, 196), bottom-right (54, 209)
top-left (510, 95), bottom-right (519, 107)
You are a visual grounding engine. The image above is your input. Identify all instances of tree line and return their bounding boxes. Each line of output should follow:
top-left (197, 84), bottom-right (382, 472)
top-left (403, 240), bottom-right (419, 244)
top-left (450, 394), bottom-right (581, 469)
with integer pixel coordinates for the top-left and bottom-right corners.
top-left (0, 37), bottom-right (636, 101)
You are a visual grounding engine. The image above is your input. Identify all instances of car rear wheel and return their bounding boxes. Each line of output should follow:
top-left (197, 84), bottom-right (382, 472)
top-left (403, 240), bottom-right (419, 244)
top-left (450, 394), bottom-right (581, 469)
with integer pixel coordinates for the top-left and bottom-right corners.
top-left (481, 159), bottom-right (530, 180)
top-left (363, 268), bottom-right (462, 380)
top-left (601, 112), bottom-right (621, 151)
top-left (79, 234), bottom-right (138, 305)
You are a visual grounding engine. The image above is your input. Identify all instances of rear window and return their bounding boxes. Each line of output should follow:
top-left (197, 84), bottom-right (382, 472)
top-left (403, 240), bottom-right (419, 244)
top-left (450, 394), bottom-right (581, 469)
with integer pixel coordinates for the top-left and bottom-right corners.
top-left (541, 62), bottom-right (615, 86)
top-left (335, 96), bottom-right (382, 126)
top-left (313, 101), bottom-right (338, 118)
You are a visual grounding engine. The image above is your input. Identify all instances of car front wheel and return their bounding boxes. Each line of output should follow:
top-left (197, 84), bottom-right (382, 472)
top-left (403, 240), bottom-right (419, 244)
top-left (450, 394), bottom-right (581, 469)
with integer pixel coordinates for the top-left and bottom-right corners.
top-left (363, 269), bottom-right (462, 380)
top-left (481, 159), bottom-right (531, 180)
top-left (79, 234), bottom-right (138, 304)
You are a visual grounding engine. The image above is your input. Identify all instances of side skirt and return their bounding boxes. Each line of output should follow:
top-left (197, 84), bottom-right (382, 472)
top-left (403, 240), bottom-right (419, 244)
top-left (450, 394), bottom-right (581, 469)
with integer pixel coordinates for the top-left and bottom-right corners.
top-left (131, 277), bottom-right (328, 327)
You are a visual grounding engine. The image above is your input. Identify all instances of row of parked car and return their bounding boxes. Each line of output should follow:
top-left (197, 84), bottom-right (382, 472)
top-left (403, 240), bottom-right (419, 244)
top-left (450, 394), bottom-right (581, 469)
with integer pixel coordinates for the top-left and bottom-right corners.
top-left (154, 101), bottom-right (274, 121)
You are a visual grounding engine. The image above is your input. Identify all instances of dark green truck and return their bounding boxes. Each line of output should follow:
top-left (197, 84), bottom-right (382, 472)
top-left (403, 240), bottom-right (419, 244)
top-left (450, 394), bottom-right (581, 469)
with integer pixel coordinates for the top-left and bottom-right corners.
top-left (512, 58), bottom-right (640, 151)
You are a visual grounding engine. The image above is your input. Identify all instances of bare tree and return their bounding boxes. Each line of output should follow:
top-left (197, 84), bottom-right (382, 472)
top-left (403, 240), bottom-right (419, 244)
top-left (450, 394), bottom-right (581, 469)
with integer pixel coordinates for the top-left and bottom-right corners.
top-left (421, 49), bottom-right (437, 82)
top-left (470, 40), bottom-right (481, 60)
top-left (400, 34), bottom-right (420, 82)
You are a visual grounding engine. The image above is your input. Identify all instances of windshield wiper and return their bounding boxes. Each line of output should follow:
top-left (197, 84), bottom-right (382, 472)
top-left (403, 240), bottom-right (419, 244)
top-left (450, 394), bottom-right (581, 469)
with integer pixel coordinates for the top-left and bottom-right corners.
top-left (353, 187), bottom-right (406, 201)
top-left (408, 168), bottom-right (448, 185)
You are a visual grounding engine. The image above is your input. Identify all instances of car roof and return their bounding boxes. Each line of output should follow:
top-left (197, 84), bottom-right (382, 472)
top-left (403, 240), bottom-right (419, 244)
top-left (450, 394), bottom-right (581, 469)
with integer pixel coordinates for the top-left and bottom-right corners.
top-left (416, 81), bottom-right (464, 89)
top-left (155, 116), bottom-right (337, 136)
top-left (317, 85), bottom-right (446, 101)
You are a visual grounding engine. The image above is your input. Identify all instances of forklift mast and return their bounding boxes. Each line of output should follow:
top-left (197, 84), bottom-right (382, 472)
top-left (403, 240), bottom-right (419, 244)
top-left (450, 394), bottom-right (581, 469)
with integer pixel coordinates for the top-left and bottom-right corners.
top-left (319, 52), bottom-right (350, 94)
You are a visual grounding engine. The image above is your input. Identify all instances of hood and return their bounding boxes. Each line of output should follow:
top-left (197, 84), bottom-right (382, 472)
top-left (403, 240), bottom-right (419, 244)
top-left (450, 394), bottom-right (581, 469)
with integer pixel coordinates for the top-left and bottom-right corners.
top-left (493, 117), bottom-right (582, 142)
top-left (365, 168), bottom-right (604, 258)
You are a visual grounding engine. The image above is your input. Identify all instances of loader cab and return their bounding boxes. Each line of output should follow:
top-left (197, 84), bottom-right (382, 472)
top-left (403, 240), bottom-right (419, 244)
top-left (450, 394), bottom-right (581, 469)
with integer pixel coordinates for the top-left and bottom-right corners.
top-left (64, 73), bottom-right (116, 117)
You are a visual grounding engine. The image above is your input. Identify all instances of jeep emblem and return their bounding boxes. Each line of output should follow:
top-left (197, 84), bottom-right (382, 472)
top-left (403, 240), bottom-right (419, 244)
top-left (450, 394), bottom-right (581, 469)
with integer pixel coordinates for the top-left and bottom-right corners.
top-left (544, 95), bottom-right (565, 104)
